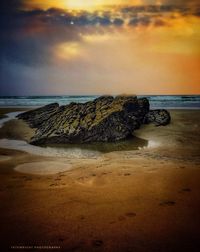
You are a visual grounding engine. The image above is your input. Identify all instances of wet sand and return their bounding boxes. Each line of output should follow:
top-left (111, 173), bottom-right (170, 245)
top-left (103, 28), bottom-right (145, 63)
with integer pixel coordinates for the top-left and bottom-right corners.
top-left (0, 108), bottom-right (200, 251)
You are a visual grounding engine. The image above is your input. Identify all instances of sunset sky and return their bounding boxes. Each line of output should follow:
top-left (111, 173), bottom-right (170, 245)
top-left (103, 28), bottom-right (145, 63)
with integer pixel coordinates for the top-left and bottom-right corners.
top-left (0, 0), bottom-right (200, 95)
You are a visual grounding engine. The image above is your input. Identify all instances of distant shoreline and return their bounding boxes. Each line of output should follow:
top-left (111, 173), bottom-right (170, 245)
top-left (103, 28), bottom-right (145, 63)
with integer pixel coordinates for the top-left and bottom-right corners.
top-left (0, 106), bottom-right (200, 110)
top-left (0, 95), bottom-right (199, 109)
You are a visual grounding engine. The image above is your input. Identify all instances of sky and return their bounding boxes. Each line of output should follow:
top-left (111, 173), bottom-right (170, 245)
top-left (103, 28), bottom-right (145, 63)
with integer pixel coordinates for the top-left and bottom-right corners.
top-left (0, 0), bottom-right (200, 95)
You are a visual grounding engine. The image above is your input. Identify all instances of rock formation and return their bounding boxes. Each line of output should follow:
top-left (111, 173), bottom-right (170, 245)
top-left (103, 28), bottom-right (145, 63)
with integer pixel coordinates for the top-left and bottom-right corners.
top-left (144, 109), bottom-right (171, 126)
top-left (17, 95), bottom-right (170, 145)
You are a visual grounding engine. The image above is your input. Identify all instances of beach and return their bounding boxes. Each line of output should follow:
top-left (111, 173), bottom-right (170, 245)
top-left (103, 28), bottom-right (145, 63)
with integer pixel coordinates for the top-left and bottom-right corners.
top-left (1, 0), bottom-right (200, 249)
top-left (0, 108), bottom-right (200, 251)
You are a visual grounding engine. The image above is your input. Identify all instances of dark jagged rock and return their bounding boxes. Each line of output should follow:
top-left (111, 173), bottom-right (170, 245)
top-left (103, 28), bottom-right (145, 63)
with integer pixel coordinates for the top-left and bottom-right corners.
top-left (17, 96), bottom-right (170, 145)
top-left (144, 109), bottom-right (171, 126)
top-left (17, 103), bottom-right (60, 128)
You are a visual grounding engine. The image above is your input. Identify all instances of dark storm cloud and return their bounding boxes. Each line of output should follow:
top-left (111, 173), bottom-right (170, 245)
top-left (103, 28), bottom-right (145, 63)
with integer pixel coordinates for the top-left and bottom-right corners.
top-left (0, 7), bottom-right (82, 66)
top-left (113, 18), bottom-right (124, 26)
top-left (129, 16), bottom-right (151, 26)
top-left (0, 5), bottom-right (122, 67)
top-left (1, 0), bottom-right (22, 13)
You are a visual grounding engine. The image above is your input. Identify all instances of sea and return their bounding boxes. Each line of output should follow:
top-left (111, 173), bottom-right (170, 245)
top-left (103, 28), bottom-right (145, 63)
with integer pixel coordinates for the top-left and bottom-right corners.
top-left (0, 95), bottom-right (200, 109)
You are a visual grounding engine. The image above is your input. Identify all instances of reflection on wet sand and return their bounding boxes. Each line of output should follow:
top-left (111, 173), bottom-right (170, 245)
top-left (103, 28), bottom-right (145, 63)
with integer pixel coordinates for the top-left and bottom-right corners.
top-left (46, 136), bottom-right (148, 154)
top-left (0, 112), bottom-right (148, 158)
top-left (15, 161), bottom-right (72, 175)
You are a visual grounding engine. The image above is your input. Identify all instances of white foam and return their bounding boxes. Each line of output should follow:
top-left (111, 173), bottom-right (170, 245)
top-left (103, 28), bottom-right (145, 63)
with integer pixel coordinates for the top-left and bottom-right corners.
top-left (0, 111), bottom-right (22, 128)
top-left (138, 140), bottom-right (160, 150)
top-left (147, 140), bottom-right (160, 148)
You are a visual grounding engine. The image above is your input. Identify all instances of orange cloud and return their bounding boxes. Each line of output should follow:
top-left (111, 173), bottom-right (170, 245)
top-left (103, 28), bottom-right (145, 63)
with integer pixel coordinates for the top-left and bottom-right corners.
top-left (21, 0), bottom-right (143, 10)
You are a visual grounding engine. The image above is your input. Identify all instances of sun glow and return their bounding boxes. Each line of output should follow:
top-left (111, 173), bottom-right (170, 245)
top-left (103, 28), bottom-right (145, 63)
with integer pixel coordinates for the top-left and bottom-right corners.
top-left (21, 0), bottom-right (144, 11)
top-left (55, 42), bottom-right (84, 61)
top-left (66, 0), bottom-right (103, 10)
top-left (65, 0), bottom-right (143, 10)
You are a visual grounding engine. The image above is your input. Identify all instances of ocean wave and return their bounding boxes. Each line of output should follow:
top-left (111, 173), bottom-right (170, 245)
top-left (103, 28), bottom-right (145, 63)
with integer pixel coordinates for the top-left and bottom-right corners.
top-left (0, 95), bottom-right (199, 109)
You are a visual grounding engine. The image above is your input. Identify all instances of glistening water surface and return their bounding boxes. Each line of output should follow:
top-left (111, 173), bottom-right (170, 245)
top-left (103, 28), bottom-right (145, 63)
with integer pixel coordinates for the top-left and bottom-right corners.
top-left (0, 112), bottom-right (149, 159)
top-left (0, 95), bottom-right (200, 109)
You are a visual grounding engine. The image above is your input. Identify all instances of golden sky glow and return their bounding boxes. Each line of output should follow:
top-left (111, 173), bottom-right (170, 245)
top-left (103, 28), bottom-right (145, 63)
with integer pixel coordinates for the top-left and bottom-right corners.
top-left (51, 14), bottom-right (200, 94)
top-left (55, 42), bottom-right (84, 60)
top-left (22, 0), bottom-right (143, 10)
top-left (1, 0), bottom-right (199, 95)
top-left (65, 0), bottom-right (144, 10)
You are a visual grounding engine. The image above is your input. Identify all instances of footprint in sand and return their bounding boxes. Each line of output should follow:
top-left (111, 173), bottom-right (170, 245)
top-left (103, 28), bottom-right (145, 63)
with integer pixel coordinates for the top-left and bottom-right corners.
top-left (59, 174), bottom-right (66, 177)
top-left (125, 212), bottom-right (136, 217)
top-left (77, 176), bottom-right (85, 180)
top-left (101, 172), bottom-right (112, 175)
top-left (159, 201), bottom-right (176, 206)
top-left (92, 240), bottom-right (103, 247)
top-left (96, 165), bottom-right (103, 168)
top-left (54, 178), bottom-right (61, 181)
top-left (180, 188), bottom-right (191, 193)
top-left (49, 183), bottom-right (59, 187)
top-left (101, 172), bottom-right (107, 175)
top-left (78, 215), bottom-right (85, 220)
top-left (124, 173), bottom-right (131, 176)
top-left (12, 176), bottom-right (19, 179)
top-left (77, 177), bottom-right (95, 186)
top-left (118, 213), bottom-right (136, 221)
top-left (24, 177), bottom-right (32, 181)
top-left (118, 216), bottom-right (126, 221)
top-left (77, 176), bottom-right (107, 186)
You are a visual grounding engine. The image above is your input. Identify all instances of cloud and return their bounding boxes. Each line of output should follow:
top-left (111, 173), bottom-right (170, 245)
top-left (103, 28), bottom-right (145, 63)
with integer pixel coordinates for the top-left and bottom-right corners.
top-left (154, 18), bottom-right (166, 26)
top-left (0, 1), bottom-right (200, 94)
top-left (0, 1), bottom-right (200, 95)
top-left (160, 0), bottom-right (199, 5)
top-left (129, 15), bottom-right (152, 26)
top-left (1, 0), bottom-right (22, 13)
